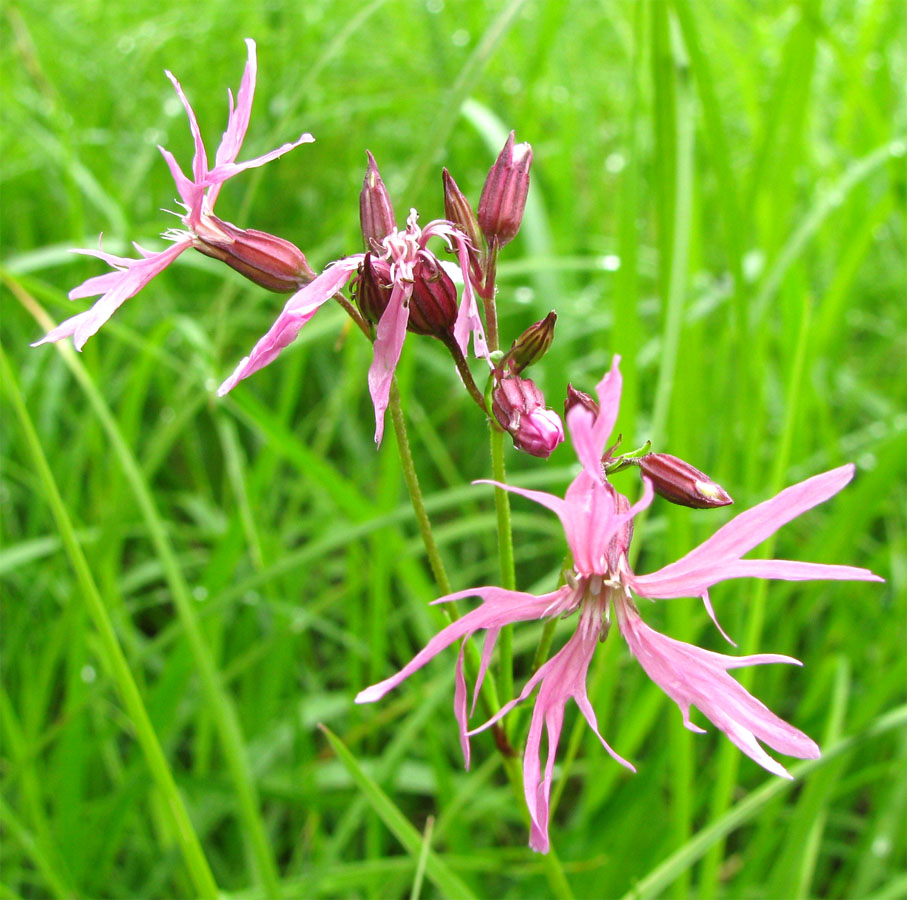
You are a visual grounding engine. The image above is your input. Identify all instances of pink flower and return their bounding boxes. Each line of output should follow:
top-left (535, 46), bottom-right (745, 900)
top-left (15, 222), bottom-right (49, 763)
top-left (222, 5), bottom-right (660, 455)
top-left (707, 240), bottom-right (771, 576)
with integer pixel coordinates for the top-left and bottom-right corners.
top-left (356, 356), bottom-right (882, 852)
top-left (217, 208), bottom-right (487, 445)
top-left (33, 39), bottom-right (313, 351)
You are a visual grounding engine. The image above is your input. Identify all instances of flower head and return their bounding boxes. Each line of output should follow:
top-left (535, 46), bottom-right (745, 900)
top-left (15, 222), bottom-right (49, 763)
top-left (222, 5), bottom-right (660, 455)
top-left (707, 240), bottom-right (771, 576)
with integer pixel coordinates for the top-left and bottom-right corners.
top-left (218, 155), bottom-right (488, 445)
top-left (33, 39), bottom-right (313, 351)
top-left (356, 356), bottom-right (882, 852)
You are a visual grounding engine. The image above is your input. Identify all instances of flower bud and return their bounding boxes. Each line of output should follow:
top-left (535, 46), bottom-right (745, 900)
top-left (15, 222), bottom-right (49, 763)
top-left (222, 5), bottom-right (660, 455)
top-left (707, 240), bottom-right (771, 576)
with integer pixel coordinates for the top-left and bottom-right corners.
top-left (192, 217), bottom-right (314, 293)
top-left (354, 253), bottom-right (392, 325)
top-left (407, 253), bottom-right (459, 338)
top-left (635, 453), bottom-right (733, 509)
top-left (477, 131), bottom-right (532, 247)
top-left (564, 383), bottom-right (600, 419)
top-left (443, 166), bottom-right (483, 245)
top-left (501, 311), bottom-right (556, 374)
top-left (359, 151), bottom-right (397, 249)
top-left (492, 375), bottom-right (564, 458)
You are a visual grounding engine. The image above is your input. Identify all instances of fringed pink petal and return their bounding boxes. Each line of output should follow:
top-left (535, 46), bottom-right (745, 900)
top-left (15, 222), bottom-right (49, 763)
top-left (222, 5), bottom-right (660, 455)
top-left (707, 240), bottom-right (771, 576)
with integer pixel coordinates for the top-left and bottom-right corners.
top-left (616, 602), bottom-right (820, 777)
top-left (217, 257), bottom-right (360, 395)
top-left (631, 555), bottom-right (882, 599)
top-left (634, 466), bottom-right (857, 593)
top-left (368, 280), bottom-right (412, 445)
top-left (204, 133), bottom-right (315, 191)
top-left (470, 618), bottom-right (633, 854)
top-left (33, 241), bottom-right (192, 350)
top-left (356, 587), bottom-right (564, 706)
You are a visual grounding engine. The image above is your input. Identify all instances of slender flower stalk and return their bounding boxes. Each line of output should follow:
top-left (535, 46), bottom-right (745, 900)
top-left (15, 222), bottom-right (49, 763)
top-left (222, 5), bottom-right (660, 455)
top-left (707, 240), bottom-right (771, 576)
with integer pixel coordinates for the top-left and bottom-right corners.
top-left (33, 39), bottom-right (313, 350)
top-left (356, 356), bottom-right (882, 853)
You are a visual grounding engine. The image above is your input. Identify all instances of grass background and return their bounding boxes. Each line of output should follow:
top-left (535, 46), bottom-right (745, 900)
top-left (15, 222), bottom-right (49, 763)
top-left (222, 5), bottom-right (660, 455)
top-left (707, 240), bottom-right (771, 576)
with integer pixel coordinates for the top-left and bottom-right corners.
top-left (2, 0), bottom-right (905, 897)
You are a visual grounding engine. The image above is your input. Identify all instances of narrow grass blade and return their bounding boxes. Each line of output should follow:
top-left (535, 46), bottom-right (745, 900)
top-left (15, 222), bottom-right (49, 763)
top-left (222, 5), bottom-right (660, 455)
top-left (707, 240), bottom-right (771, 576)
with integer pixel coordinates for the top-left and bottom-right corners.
top-left (10, 281), bottom-right (280, 895)
top-left (617, 704), bottom-right (907, 900)
top-left (0, 344), bottom-right (218, 900)
top-left (319, 724), bottom-right (477, 900)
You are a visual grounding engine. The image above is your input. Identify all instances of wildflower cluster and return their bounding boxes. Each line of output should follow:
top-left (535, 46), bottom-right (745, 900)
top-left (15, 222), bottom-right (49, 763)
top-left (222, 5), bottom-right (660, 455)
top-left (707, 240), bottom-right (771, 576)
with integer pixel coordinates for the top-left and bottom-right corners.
top-left (34, 40), bottom-right (882, 854)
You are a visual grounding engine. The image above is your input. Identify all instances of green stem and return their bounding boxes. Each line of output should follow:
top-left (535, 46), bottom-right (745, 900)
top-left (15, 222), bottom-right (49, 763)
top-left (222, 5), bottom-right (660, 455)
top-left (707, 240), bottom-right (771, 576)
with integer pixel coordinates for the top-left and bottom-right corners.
top-left (490, 425), bottom-right (516, 715)
top-left (0, 345), bottom-right (218, 900)
top-left (443, 335), bottom-right (489, 414)
top-left (333, 291), bottom-right (372, 339)
top-left (500, 755), bottom-right (573, 900)
top-left (388, 378), bottom-right (513, 753)
top-left (389, 379), bottom-right (452, 596)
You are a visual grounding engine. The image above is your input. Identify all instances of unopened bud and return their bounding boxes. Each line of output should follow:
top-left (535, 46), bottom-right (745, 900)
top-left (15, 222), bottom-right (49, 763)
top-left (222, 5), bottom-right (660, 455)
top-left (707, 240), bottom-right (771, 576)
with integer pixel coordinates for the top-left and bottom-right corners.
top-left (564, 383), bottom-right (600, 419)
top-left (502, 311), bottom-right (556, 374)
top-left (442, 168), bottom-right (483, 252)
top-left (635, 453), bottom-right (733, 509)
top-left (193, 217), bottom-right (314, 292)
top-left (492, 375), bottom-right (564, 458)
top-left (354, 253), bottom-right (391, 325)
top-left (477, 131), bottom-right (532, 246)
top-left (408, 254), bottom-right (459, 338)
top-left (359, 151), bottom-right (397, 249)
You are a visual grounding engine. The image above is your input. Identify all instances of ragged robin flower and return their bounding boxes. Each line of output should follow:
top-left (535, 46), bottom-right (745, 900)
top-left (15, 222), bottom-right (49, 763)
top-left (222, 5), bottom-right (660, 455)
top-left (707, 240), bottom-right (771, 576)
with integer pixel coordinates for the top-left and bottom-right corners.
top-left (356, 355), bottom-right (882, 853)
top-left (218, 154), bottom-right (488, 445)
top-left (32, 39), bottom-right (313, 351)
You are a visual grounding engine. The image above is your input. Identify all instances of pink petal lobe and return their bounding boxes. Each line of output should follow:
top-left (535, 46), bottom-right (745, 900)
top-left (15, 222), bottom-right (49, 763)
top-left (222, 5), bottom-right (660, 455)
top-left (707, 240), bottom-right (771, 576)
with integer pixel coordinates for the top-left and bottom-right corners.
top-left (214, 37), bottom-right (257, 169)
top-left (589, 354), bottom-right (622, 455)
top-left (566, 406), bottom-right (602, 483)
top-left (368, 280), bottom-right (412, 445)
top-left (204, 132), bottom-right (314, 198)
top-left (454, 646), bottom-right (471, 769)
top-left (449, 233), bottom-right (487, 359)
top-left (164, 70), bottom-right (208, 186)
top-left (217, 257), bottom-right (359, 395)
top-left (158, 146), bottom-right (205, 221)
top-left (633, 557), bottom-right (883, 599)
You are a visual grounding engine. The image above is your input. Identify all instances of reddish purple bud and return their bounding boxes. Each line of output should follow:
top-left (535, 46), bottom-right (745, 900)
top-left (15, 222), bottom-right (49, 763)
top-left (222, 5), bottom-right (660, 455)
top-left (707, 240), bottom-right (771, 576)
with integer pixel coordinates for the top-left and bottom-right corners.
top-left (354, 253), bottom-right (391, 325)
top-left (477, 131), bottom-right (532, 247)
top-left (635, 453), bottom-right (734, 509)
top-left (564, 383), bottom-right (600, 419)
top-left (502, 311), bottom-right (556, 374)
top-left (442, 168), bottom-right (483, 267)
top-left (408, 253), bottom-right (459, 338)
top-left (359, 151), bottom-right (397, 249)
top-left (492, 375), bottom-right (564, 459)
top-left (192, 217), bottom-right (314, 292)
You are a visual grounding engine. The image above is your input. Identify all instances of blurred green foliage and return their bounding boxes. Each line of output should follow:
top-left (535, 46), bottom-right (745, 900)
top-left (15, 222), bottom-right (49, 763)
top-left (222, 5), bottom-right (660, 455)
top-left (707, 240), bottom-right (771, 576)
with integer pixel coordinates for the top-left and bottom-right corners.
top-left (1, 0), bottom-right (904, 897)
